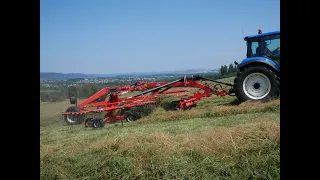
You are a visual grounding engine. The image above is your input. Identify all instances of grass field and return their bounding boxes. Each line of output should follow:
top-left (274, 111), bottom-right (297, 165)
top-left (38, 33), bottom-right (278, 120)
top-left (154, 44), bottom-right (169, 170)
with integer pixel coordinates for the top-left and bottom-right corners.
top-left (40, 77), bottom-right (280, 179)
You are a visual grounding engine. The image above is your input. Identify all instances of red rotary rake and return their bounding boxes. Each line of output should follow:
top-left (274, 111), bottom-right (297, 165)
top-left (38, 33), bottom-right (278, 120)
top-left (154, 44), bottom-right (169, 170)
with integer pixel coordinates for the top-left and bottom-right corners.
top-left (62, 75), bottom-right (235, 128)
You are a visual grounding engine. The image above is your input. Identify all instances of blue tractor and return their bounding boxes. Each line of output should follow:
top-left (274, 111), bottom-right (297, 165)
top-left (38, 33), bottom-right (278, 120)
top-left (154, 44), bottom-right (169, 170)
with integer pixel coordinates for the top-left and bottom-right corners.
top-left (233, 29), bottom-right (280, 102)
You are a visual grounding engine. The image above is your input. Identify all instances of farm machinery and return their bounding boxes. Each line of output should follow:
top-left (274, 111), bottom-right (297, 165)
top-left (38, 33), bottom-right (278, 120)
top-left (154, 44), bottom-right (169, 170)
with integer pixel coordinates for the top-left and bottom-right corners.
top-left (62, 29), bottom-right (280, 128)
top-left (62, 75), bottom-right (235, 128)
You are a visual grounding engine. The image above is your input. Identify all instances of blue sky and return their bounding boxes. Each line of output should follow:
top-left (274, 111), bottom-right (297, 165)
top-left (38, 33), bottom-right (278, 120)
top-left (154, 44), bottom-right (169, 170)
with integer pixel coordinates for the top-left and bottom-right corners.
top-left (40, 0), bottom-right (280, 74)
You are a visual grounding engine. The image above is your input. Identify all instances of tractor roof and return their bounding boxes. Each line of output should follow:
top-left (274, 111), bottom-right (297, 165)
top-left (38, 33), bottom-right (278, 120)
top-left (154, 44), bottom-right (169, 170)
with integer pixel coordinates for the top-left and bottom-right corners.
top-left (244, 30), bottom-right (280, 41)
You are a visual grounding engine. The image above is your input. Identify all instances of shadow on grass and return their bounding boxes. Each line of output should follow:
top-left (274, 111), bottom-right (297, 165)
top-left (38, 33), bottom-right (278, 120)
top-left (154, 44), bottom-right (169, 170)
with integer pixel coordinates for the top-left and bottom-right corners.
top-left (226, 98), bottom-right (241, 106)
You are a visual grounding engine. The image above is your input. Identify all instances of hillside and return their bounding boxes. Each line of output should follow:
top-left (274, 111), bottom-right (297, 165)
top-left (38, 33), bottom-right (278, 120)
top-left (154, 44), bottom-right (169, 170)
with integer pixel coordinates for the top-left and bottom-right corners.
top-left (40, 77), bottom-right (280, 179)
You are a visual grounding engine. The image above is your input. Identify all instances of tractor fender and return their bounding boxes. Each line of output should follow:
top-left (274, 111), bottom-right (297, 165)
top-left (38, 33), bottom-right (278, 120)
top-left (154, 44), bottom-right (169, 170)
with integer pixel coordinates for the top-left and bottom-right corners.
top-left (238, 57), bottom-right (280, 72)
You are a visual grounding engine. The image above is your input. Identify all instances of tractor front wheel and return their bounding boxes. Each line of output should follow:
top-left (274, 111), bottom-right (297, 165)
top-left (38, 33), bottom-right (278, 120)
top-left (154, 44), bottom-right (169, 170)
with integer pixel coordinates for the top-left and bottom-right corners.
top-left (234, 66), bottom-right (279, 102)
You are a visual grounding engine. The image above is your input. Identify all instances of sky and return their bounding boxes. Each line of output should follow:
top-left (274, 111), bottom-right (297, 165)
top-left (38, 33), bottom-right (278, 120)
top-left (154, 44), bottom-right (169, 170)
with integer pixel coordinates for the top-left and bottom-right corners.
top-left (40, 0), bottom-right (280, 74)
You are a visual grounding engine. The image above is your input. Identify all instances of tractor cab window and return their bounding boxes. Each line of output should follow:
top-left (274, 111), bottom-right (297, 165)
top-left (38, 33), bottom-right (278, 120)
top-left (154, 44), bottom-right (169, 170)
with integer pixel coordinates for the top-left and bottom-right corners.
top-left (246, 34), bottom-right (280, 66)
top-left (246, 38), bottom-right (259, 58)
top-left (259, 35), bottom-right (280, 65)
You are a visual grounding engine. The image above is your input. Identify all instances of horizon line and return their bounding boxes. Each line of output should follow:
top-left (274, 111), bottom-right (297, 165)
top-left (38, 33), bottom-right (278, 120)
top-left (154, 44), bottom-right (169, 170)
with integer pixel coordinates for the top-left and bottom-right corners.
top-left (40, 69), bottom-right (219, 75)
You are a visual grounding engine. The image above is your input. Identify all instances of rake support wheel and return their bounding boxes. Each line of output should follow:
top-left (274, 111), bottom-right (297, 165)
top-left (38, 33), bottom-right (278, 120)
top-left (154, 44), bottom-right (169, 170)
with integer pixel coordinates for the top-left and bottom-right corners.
top-left (91, 118), bottom-right (105, 128)
top-left (64, 106), bottom-right (84, 125)
top-left (84, 118), bottom-right (93, 127)
top-left (124, 111), bottom-right (137, 122)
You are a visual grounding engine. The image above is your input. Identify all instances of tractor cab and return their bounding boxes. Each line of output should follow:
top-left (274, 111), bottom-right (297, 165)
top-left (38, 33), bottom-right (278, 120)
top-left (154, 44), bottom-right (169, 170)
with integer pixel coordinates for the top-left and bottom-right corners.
top-left (245, 30), bottom-right (280, 67)
top-left (233, 29), bottom-right (280, 103)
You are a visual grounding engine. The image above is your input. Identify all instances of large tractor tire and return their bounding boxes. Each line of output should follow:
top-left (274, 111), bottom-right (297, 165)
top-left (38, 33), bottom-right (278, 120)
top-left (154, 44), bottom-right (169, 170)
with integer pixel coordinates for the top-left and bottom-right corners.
top-left (234, 66), bottom-right (280, 102)
top-left (63, 106), bottom-right (84, 125)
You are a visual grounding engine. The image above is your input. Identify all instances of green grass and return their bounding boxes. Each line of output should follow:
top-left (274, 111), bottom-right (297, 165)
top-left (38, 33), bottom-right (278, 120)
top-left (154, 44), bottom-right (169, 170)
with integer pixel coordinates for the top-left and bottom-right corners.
top-left (40, 77), bottom-right (280, 180)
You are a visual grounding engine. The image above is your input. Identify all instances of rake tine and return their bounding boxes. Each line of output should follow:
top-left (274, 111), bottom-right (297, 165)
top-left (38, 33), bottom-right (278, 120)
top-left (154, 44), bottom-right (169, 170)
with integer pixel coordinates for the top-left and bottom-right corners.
top-left (121, 116), bottom-right (124, 127)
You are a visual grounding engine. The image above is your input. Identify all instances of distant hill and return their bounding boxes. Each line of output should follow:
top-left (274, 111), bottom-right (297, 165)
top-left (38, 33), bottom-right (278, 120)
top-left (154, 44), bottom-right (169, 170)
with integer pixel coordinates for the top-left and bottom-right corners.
top-left (40, 69), bottom-right (219, 80)
top-left (40, 73), bottom-right (102, 81)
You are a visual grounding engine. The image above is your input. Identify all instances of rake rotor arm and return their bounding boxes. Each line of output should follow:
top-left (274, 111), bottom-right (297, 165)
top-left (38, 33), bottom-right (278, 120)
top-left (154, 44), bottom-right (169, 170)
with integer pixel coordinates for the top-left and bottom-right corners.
top-left (133, 75), bottom-right (231, 98)
top-left (133, 79), bottom-right (183, 98)
top-left (76, 83), bottom-right (142, 108)
top-left (157, 87), bottom-right (172, 94)
top-left (77, 75), bottom-right (233, 108)
top-left (199, 76), bottom-right (234, 87)
top-left (77, 87), bottom-right (110, 108)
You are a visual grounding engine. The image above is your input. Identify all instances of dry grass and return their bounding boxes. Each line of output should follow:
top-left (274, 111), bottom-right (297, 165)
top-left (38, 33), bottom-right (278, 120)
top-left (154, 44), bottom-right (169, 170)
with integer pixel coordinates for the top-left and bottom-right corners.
top-left (138, 98), bottom-right (279, 124)
top-left (181, 121), bottom-right (280, 155)
top-left (40, 77), bottom-right (280, 179)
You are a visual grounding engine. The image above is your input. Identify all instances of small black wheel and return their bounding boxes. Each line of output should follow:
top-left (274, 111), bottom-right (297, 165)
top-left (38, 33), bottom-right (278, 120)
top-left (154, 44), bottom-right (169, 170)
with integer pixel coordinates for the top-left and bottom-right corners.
top-left (169, 101), bottom-right (180, 110)
top-left (124, 111), bottom-right (136, 122)
top-left (84, 118), bottom-right (93, 127)
top-left (69, 96), bottom-right (78, 105)
top-left (133, 112), bottom-right (142, 120)
top-left (91, 118), bottom-right (105, 128)
top-left (64, 106), bottom-right (83, 125)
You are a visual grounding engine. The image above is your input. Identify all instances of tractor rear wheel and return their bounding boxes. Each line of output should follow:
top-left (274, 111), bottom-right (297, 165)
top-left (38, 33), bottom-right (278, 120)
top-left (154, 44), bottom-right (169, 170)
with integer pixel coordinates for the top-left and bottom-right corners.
top-left (64, 106), bottom-right (83, 125)
top-left (234, 66), bottom-right (280, 102)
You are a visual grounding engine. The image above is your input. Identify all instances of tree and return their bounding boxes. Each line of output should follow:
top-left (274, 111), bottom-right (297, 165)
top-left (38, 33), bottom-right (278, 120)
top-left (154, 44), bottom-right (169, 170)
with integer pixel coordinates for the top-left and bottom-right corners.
top-left (228, 64), bottom-right (235, 74)
top-left (220, 65), bottom-right (228, 77)
top-left (223, 65), bottom-right (228, 74)
top-left (220, 65), bottom-right (226, 76)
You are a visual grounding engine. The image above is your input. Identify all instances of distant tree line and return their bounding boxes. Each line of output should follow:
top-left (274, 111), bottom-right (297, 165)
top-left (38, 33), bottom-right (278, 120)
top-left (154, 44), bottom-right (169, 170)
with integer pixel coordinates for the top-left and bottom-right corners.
top-left (203, 63), bottom-right (237, 80)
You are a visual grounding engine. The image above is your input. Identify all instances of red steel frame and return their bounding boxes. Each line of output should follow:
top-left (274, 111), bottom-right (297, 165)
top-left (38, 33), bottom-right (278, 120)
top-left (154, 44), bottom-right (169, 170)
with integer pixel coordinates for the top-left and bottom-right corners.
top-left (62, 77), bottom-right (231, 124)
